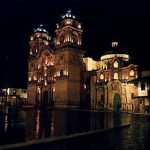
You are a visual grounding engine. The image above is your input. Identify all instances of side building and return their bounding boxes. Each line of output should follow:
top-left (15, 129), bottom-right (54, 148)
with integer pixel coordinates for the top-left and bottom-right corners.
top-left (129, 70), bottom-right (150, 113)
top-left (83, 42), bottom-right (138, 112)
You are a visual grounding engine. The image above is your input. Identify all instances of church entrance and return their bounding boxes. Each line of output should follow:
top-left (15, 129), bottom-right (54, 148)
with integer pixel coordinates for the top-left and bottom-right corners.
top-left (43, 91), bottom-right (49, 107)
top-left (113, 93), bottom-right (121, 112)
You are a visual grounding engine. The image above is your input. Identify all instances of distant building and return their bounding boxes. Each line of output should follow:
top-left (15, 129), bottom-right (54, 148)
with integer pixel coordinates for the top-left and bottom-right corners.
top-left (27, 10), bottom-right (142, 112)
top-left (129, 72), bottom-right (150, 113)
top-left (0, 88), bottom-right (27, 105)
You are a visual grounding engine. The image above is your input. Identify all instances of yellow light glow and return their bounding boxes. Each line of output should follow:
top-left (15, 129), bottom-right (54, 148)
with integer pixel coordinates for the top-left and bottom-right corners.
top-left (78, 24), bottom-right (81, 29)
top-left (112, 42), bottom-right (118, 47)
top-left (83, 57), bottom-right (97, 71)
top-left (7, 88), bottom-right (10, 95)
top-left (30, 37), bottom-right (33, 40)
top-left (130, 70), bottom-right (135, 77)
top-left (44, 80), bottom-right (47, 86)
top-left (37, 87), bottom-right (41, 93)
top-left (28, 76), bottom-right (31, 81)
top-left (38, 64), bottom-right (40, 69)
top-left (34, 76), bottom-right (37, 80)
top-left (114, 61), bottom-right (118, 68)
top-left (114, 73), bottom-right (118, 80)
top-left (66, 20), bottom-right (72, 25)
top-left (101, 54), bottom-right (129, 61)
top-left (53, 87), bottom-right (55, 92)
top-left (100, 74), bottom-right (104, 80)
top-left (45, 41), bottom-right (49, 45)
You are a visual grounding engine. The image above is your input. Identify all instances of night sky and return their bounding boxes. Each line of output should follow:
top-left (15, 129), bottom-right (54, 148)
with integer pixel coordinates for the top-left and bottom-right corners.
top-left (0, 0), bottom-right (150, 88)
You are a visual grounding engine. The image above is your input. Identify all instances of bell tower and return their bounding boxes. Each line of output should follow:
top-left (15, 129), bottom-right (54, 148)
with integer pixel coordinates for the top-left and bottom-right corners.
top-left (27, 24), bottom-right (55, 107)
top-left (54, 10), bottom-right (84, 107)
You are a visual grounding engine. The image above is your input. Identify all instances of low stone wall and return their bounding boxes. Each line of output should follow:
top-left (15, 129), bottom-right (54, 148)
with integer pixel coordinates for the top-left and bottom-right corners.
top-left (0, 123), bottom-right (131, 150)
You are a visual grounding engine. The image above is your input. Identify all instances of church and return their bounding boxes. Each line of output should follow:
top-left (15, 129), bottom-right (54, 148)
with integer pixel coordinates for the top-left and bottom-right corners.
top-left (27, 10), bottom-right (139, 112)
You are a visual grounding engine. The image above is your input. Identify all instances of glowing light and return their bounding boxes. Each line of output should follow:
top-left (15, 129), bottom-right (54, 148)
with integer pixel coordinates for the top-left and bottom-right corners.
top-left (78, 24), bottom-right (81, 29)
top-left (38, 64), bottom-right (40, 69)
top-left (45, 41), bottom-right (49, 45)
top-left (130, 70), bottom-right (135, 77)
top-left (83, 57), bottom-right (97, 71)
top-left (84, 84), bottom-right (86, 89)
top-left (100, 74), bottom-right (104, 80)
top-left (66, 20), bottom-right (71, 25)
top-left (101, 54), bottom-right (129, 61)
top-left (113, 61), bottom-right (118, 68)
top-left (56, 24), bottom-right (59, 28)
top-left (114, 73), bottom-right (118, 80)
top-left (28, 76), bottom-right (31, 81)
top-left (34, 76), bottom-right (37, 81)
top-left (37, 87), bottom-right (41, 93)
top-left (112, 42), bottom-right (118, 47)
top-left (44, 80), bottom-right (47, 86)
top-left (56, 71), bottom-right (60, 76)
top-left (53, 87), bottom-right (55, 92)
top-left (7, 88), bottom-right (10, 95)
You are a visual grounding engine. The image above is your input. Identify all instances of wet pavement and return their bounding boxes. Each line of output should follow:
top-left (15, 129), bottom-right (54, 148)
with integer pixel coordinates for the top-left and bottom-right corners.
top-left (0, 107), bottom-right (150, 149)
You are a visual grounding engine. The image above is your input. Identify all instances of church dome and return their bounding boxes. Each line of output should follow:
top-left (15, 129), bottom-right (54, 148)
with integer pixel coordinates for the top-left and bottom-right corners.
top-left (34, 24), bottom-right (48, 34)
top-left (100, 42), bottom-right (130, 62)
top-left (61, 10), bottom-right (76, 19)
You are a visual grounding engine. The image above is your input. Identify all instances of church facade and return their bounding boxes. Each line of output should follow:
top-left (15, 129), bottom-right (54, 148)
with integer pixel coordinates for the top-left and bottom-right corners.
top-left (84, 42), bottom-right (138, 112)
top-left (28, 10), bottom-right (84, 108)
top-left (27, 10), bottom-right (139, 111)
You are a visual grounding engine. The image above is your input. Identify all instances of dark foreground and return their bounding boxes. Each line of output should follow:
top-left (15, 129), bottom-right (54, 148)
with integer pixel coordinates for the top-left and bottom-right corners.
top-left (0, 107), bottom-right (150, 150)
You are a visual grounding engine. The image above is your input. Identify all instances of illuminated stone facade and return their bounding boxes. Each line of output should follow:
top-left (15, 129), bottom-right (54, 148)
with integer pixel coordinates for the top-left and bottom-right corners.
top-left (83, 42), bottom-right (138, 112)
top-left (28, 10), bottom-right (84, 107)
top-left (27, 10), bottom-right (139, 111)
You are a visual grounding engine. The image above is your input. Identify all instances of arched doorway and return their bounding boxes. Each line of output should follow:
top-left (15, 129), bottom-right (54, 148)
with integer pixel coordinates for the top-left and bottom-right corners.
top-left (113, 93), bottom-right (121, 112)
top-left (43, 91), bottom-right (49, 107)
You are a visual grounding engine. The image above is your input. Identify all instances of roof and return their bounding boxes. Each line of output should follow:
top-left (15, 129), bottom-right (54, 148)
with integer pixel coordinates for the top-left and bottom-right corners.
top-left (128, 76), bottom-right (150, 83)
top-left (61, 10), bottom-right (76, 19)
top-left (103, 46), bottom-right (128, 55)
top-left (100, 43), bottom-right (130, 61)
top-left (34, 24), bottom-right (48, 34)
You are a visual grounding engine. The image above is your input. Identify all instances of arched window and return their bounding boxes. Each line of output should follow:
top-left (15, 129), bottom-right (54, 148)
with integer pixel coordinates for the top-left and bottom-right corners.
top-left (114, 73), bottom-right (118, 80)
top-left (100, 74), bottom-right (104, 80)
top-left (113, 61), bottom-right (118, 68)
top-left (130, 70), bottom-right (135, 77)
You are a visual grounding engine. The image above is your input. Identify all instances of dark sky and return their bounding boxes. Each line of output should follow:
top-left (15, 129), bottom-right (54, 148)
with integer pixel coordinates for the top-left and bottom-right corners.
top-left (0, 0), bottom-right (150, 88)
